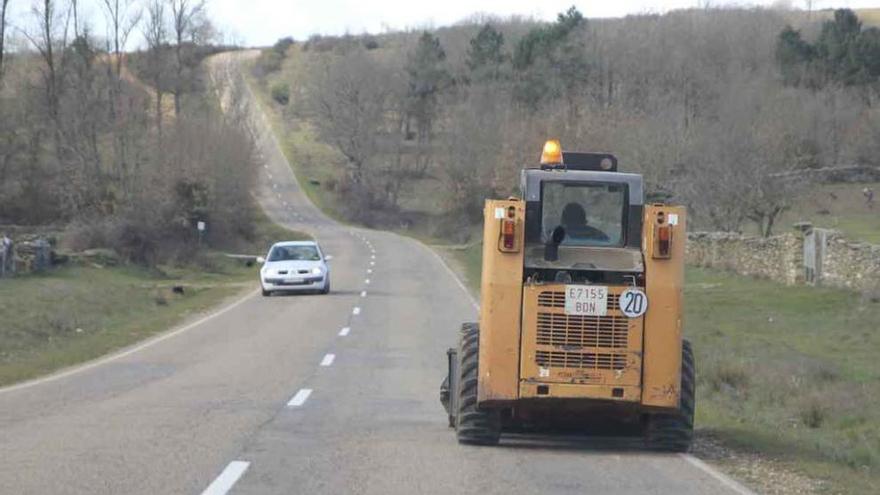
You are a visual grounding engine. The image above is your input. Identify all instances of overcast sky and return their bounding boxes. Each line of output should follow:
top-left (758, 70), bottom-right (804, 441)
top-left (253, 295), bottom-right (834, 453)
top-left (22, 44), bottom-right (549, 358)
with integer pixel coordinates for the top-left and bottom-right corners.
top-left (207, 0), bottom-right (879, 46)
top-left (7, 0), bottom-right (880, 48)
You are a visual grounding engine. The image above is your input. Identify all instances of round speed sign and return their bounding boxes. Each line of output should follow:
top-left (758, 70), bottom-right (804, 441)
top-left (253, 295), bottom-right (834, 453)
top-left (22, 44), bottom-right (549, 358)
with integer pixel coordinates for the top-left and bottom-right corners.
top-left (619, 288), bottom-right (648, 318)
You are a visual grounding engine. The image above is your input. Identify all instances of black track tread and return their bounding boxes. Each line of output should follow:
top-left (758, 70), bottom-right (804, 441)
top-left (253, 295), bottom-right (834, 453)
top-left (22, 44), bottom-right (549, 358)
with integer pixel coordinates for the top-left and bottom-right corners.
top-left (455, 323), bottom-right (501, 445)
top-left (644, 339), bottom-right (696, 452)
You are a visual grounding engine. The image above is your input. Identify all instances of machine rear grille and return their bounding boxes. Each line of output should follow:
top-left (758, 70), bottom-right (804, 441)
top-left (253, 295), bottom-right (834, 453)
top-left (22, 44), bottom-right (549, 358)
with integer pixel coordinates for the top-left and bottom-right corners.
top-left (538, 290), bottom-right (619, 309)
top-left (536, 312), bottom-right (629, 348)
top-left (535, 351), bottom-right (627, 370)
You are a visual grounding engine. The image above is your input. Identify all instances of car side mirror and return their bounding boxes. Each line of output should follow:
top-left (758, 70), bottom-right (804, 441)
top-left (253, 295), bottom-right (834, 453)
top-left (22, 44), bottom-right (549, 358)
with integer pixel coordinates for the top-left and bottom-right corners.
top-left (324, 255), bottom-right (333, 262)
top-left (256, 256), bottom-right (265, 264)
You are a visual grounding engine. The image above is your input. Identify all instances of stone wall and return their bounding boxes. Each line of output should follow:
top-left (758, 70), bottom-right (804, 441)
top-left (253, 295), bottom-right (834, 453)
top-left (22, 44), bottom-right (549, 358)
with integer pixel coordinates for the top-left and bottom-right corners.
top-left (820, 232), bottom-right (880, 291)
top-left (0, 225), bottom-right (62, 277)
top-left (687, 229), bottom-right (880, 292)
top-left (686, 232), bottom-right (803, 285)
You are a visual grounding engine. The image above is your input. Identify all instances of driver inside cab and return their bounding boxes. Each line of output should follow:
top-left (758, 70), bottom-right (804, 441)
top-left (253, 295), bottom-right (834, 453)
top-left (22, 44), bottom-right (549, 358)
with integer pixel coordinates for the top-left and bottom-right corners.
top-left (560, 202), bottom-right (610, 242)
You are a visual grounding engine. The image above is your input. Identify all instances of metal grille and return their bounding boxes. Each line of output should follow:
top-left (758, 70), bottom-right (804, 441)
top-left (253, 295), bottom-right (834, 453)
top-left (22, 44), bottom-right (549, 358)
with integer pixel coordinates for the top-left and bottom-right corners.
top-left (535, 351), bottom-right (627, 370)
top-left (537, 290), bottom-right (619, 309)
top-left (536, 312), bottom-right (628, 348)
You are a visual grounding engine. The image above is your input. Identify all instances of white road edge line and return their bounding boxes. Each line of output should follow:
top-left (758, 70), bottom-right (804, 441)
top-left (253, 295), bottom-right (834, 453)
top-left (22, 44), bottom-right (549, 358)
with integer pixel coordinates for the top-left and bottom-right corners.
top-left (0, 288), bottom-right (259, 396)
top-left (338, 327), bottom-right (350, 336)
top-left (680, 454), bottom-right (756, 495)
top-left (352, 307), bottom-right (361, 315)
top-left (413, 238), bottom-right (479, 312)
top-left (320, 354), bottom-right (336, 366)
top-left (200, 461), bottom-right (250, 495)
top-left (287, 388), bottom-right (312, 407)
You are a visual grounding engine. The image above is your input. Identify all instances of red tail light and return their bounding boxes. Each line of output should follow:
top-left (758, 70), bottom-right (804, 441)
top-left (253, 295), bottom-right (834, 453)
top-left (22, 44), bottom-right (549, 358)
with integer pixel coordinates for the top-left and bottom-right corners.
top-left (657, 225), bottom-right (671, 257)
top-left (502, 219), bottom-right (516, 250)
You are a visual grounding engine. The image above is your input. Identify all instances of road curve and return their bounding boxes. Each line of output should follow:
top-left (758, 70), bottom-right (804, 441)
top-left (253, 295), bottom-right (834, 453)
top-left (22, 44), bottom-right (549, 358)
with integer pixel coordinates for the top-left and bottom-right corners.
top-left (0, 51), bottom-right (752, 495)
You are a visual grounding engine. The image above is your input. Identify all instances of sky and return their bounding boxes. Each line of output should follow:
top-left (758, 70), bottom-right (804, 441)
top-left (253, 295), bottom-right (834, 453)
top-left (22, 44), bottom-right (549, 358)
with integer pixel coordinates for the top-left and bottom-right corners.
top-left (206, 0), bottom-right (880, 46)
top-left (6, 0), bottom-right (880, 48)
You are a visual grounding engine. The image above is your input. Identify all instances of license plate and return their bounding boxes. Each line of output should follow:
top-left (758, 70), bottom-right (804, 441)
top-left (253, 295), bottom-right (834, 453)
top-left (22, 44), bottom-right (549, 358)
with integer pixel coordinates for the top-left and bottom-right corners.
top-left (564, 285), bottom-right (608, 316)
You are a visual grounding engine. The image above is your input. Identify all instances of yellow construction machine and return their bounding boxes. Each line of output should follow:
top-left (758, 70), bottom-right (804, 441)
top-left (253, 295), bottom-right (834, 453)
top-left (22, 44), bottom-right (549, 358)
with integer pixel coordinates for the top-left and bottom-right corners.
top-left (441, 140), bottom-right (694, 450)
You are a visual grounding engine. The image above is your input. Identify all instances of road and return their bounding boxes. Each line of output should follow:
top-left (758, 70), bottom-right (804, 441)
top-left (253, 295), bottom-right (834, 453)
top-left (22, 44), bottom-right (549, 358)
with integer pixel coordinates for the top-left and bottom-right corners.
top-left (0, 51), bottom-right (753, 495)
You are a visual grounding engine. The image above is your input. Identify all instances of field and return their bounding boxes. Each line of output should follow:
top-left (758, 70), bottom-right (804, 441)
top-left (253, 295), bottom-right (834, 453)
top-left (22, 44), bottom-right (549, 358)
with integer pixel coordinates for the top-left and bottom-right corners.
top-left (0, 212), bottom-right (307, 387)
top-left (774, 181), bottom-right (880, 243)
top-left (687, 268), bottom-right (880, 494)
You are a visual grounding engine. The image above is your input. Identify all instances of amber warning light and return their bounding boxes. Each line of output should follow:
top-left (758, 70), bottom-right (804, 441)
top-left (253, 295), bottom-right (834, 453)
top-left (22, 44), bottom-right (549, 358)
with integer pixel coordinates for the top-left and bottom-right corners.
top-left (540, 139), bottom-right (563, 166)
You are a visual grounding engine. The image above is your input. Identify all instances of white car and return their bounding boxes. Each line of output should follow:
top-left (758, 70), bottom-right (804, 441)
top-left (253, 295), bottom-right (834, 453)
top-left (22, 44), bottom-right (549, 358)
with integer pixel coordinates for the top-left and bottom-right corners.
top-left (258, 241), bottom-right (331, 296)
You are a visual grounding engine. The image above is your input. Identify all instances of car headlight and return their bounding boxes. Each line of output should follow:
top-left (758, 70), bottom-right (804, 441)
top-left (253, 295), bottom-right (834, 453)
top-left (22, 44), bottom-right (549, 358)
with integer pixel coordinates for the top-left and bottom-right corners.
top-left (311, 267), bottom-right (322, 275)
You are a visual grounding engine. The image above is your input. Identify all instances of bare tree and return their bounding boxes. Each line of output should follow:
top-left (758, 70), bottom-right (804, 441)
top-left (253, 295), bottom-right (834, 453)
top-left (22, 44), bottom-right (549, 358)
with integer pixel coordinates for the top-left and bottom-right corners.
top-left (305, 49), bottom-right (391, 194)
top-left (143, 0), bottom-right (168, 134)
top-left (101, 0), bottom-right (142, 79)
top-left (169, 0), bottom-right (205, 116)
top-left (0, 0), bottom-right (10, 81)
top-left (24, 0), bottom-right (69, 121)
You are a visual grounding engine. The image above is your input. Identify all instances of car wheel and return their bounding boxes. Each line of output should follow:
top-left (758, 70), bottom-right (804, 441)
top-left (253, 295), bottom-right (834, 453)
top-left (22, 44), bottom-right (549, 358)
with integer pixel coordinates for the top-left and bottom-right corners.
top-left (321, 279), bottom-right (330, 295)
top-left (261, 289), bottom-right (271, 297)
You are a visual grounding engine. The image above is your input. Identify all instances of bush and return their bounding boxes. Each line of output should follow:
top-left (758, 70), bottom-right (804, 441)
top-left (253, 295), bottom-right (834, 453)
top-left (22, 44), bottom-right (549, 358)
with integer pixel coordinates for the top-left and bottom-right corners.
top-left (798, 394), bottom-right (828, 428)
top-left (703, 358), bottom-right (751, 395)
top-left (253, 50), bottom-right (283, 76)
top-left (271, 83), bottom-right (290, 105)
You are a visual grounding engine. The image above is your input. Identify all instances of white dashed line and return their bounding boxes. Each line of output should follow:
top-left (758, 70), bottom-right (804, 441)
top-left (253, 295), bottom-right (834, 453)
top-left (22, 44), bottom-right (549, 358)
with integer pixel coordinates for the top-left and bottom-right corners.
top-left (361, 291), bottom-right (367, 297)
top-left (367, 269), bottom-right (373, 274)
top-left (200, 461), bottom-right (250, 495)
top-left (352, 307), bottom-right (361, 315)
top-left (287, 388), bottom-right (312, 407)
top-left (371, 255), bottom-right (375, 260)
top-left (365, 279), bottom-right (370, 285)
top-left (320, 354), bottom-right (336, 367)
top-left (339, 327), bottom-right (350, 336)
top-left (370, 261), bottom-right (375, 266)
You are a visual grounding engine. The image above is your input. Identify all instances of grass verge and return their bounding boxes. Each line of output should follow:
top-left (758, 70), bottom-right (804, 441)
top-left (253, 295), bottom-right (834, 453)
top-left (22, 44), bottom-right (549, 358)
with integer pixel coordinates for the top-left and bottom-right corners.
top-left (0, 211), bottom-right (307, 388)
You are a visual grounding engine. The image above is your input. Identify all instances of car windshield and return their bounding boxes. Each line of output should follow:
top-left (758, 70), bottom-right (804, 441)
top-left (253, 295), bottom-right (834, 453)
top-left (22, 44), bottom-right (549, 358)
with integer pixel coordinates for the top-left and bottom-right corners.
top-left (268, 245), bottom-right (321, 261)
top-left (541, 182), bottom-right (626, 247)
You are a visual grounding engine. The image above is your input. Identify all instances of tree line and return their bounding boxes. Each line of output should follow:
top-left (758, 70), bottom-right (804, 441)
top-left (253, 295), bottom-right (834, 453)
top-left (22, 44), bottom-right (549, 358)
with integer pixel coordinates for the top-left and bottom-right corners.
top-left (258, 7), bottom-right (880, 237)
top-left (0, 0), bottom-right (259, 264)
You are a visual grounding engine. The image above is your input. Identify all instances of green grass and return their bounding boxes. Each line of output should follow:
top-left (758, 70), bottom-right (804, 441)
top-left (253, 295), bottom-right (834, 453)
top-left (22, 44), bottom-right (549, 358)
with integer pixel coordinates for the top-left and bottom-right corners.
top-left (772, 182), bottom-right (880, 244)
top-left (687, 267), bottom-right (880, 494)
top-left (0, 261), bottom-right (250, 386)
top-left (0, 212), bottom-right (307, 387)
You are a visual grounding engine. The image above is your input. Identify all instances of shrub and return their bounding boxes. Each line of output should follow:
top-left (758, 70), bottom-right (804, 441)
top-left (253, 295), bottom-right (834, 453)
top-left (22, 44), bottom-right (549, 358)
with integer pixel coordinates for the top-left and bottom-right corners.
top-left (798, 394), bottom-right (829, 428)
top-left (271, 83), bottom-right (290, 105)
top-left (703, 358), bottom-right (751, 395)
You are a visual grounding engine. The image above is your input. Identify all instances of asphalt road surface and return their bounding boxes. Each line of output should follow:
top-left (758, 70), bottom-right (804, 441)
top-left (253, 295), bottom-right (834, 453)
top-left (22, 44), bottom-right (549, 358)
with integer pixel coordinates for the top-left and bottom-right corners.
top-left (0, 51), bottom-right (754, 495)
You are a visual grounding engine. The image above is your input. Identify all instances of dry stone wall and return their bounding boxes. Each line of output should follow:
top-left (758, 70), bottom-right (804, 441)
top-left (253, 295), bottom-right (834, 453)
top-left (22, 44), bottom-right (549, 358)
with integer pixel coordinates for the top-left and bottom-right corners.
top-left (820, 232), bottom-right (880, 291)
top-left (686, 232), bottom-right (802, 285)
top-left (687, 228), bottom-right (880, 292)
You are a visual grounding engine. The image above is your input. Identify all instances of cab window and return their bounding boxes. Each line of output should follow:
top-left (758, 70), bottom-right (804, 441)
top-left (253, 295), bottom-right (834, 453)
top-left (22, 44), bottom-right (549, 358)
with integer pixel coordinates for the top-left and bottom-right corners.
top-left (541, 182), bottom-right (626, 247)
